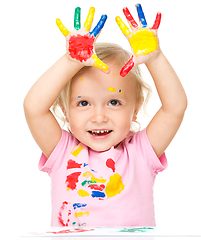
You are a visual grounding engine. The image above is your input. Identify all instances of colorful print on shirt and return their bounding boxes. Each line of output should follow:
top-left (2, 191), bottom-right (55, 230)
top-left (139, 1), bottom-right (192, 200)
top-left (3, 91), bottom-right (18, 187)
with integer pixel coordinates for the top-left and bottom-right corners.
top-left (58, 143), bottom-right (125, 226)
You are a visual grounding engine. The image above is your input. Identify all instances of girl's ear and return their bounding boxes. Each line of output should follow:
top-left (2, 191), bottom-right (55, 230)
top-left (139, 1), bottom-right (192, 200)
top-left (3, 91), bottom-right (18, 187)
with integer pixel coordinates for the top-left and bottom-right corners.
top-left (132, 97), bottom-right (144, 122)
top-left (59, 104), bottom-right (69, 123)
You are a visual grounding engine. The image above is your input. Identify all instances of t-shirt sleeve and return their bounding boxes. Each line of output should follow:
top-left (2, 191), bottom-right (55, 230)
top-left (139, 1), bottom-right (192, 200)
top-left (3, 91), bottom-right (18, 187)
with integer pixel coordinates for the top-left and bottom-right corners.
top-left (132, 128), bottom-right (167, 174)
top-left (38, 129), bottom-right (71, 175)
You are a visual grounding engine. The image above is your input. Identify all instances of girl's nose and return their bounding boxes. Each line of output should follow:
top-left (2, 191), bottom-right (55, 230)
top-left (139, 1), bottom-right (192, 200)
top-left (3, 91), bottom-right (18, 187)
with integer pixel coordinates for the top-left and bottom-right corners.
top-left (91, 108), bottom-right (108, 123)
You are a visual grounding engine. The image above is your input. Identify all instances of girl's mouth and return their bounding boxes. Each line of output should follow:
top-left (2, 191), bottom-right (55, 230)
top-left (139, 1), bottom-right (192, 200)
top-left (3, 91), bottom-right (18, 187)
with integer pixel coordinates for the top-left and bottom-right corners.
top-left (88, 130), bottom-right (112, 137)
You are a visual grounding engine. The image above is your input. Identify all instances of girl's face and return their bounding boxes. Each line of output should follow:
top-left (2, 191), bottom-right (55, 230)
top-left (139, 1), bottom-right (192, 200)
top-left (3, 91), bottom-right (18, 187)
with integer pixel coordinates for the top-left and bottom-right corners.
top-left (68, 64), bottom-right (139, 152)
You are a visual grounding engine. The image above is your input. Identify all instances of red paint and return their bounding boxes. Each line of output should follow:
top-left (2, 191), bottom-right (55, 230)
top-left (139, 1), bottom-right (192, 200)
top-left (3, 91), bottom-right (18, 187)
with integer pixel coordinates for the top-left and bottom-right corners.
top-left (151, 12), bottom-right (161, 30)
top-left (120, 55), bottom-right (134, 77)
top-left (69, 34), bottom-right (95, 62)
top-left (88, 184), bottom-right (105, 191)
top-left (58, 201), bottom-right (71, 227)
top-left (66, 172), bottom-right (81, 190)
top-left (106, 158), bottom-right (115, 172)
top-left (67, 159), bottom-right (82, 169)
top-left (123, 7), bottom-right (138, 28)
top-left (47, 228), bottom-right (95, 234)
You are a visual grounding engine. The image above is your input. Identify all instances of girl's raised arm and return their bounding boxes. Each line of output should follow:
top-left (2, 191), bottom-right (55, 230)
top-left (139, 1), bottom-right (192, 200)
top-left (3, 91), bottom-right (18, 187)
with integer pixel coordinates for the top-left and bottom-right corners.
top-left (24, 7), bottom-right (109, 158)
top-left (116, 4), bottom-right (187, 157)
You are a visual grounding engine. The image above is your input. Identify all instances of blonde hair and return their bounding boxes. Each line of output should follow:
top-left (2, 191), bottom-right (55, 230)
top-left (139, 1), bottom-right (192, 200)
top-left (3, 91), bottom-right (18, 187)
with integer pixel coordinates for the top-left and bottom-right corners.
top-left (52, 42), bottom-right (152, 131)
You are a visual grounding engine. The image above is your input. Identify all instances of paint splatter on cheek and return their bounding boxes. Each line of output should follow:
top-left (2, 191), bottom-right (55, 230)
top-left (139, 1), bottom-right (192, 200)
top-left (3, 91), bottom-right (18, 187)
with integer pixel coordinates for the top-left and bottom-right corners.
top-left (68, 34), bottom-right (95, 62)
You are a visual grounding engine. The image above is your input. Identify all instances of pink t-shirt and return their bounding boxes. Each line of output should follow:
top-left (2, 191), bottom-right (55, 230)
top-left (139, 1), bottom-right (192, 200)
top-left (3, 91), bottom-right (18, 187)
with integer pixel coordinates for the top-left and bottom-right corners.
top-left (39, 128), bottom-right (167, 227)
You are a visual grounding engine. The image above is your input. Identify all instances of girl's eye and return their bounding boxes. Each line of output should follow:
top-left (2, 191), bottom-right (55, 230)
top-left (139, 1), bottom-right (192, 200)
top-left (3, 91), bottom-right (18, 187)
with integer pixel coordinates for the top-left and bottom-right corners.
top-left (78, 101), bottom-right (90, 107)
top-left (108, 100), bottom-right (121, 106)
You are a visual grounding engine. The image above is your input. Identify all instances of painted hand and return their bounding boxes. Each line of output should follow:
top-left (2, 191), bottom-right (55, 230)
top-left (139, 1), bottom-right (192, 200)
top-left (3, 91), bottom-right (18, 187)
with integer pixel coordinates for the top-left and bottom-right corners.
top-left (116, 4), bottom-right (161, 77)
top-left (56, 7), bottom-right (109, 73)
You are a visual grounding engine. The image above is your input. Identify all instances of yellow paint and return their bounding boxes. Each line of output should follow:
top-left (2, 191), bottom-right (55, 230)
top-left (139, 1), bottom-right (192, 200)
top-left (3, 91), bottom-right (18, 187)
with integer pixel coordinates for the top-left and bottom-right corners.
top-left (84, 7), bottom-right (95, 32)
top-left (119, 90), bottom-right (123, 94)
top-left (83, 171), bottom-right (93, 178)
top-left (108, 87), bottom-right (117, 92)
top-left (77, 189), bottom-right (90, 197)
top-left (83, 171), bottom-right (106, 183)
top-left (56, 18), bottom-right (70, 37)
top-left (116, 16), bottom-right (131, 37)
top-left (105, 173), bottom-right (125, 198)
top-left (92, 54), bottom-right (109, 73)
top-left (67, 187), bottom-right (70, 191)
top-left (75, 211), bottom-right (90, 218)
top-left (91, 176), bottom-right (107, 183)
top-left (129, 28), bottom-right (159, 57)
top-left (80, 79), bottom-right (84, 81)
top-left (71, 144), bottom-right (83, 157)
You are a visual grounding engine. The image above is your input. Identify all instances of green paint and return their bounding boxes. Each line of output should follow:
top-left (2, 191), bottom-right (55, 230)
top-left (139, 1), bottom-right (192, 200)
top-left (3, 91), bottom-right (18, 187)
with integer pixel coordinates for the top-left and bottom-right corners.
top-left (81, 180), bottom-right (97, 186)
top-left (119, 227), bottom-right (154, 233)
top-left (74, 7), bottom-right (81, 30)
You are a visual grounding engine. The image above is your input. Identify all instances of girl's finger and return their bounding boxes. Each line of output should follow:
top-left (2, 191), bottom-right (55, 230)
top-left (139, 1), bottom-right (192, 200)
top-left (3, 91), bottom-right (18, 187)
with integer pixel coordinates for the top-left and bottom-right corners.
top-left (151, 12), bottom-right (162, 30)
top-left (56, 18), bottom-right (70, 36)
top-left (89, 15), bottom-right (107, 37)
top-left (136, 4), bottom-right (147, 28)
top-left (74, 7), bottom-right (81, 30)
top-left (115, 16), bottom-right (131, 37)
top-left (84, 7), bottom-right (95, 32)
top-left (123, 7), bottom-right (138, 29)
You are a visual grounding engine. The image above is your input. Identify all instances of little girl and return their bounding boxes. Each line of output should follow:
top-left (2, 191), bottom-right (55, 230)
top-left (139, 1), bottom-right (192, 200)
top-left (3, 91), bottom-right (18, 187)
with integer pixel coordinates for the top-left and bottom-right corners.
top-left (24, 5), bottom-right (187, 227)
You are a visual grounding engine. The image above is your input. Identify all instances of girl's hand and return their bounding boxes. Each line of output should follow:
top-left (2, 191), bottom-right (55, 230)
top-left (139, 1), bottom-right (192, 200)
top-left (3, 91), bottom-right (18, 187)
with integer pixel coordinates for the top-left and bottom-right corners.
top-left (116, 4), bottom-right (161, 77)
top-left (56, 7), bottom-right (109, 73)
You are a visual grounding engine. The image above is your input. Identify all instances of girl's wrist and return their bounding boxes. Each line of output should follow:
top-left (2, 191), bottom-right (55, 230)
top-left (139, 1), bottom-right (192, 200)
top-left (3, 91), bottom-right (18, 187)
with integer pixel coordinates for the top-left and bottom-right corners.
top-left (145, 49), bottom-right (163, 67)
top-left (64, 53), bottom-right (84, 71)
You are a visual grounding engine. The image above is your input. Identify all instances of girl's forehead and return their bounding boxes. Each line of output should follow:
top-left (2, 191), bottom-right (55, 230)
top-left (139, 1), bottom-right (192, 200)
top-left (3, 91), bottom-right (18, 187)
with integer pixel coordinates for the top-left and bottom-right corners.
top-left (71, 66), bottom-right (136, 93)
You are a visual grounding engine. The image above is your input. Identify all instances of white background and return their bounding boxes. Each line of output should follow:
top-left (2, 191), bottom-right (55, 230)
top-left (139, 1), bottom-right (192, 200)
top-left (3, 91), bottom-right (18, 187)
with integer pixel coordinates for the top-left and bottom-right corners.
top-left (0, 0), bottom-right (200, 234)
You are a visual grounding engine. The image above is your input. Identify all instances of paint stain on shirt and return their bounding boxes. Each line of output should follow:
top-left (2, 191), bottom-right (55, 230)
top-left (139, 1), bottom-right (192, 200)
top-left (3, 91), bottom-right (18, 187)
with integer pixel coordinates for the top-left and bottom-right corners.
top-left (71, 144), bottom-right (83, 157)
top-left (105, 173), bottom-right (125, 198)
top-left (91, 190), bottom-right (106, 198)
top-left (106, 158), bottom-right (115, 172)
top-left (67, 159), bottom-right (82, 169)
top-left (75, 211), bottom-right (90, 218)
top-left (77, 189), bottom-right (90, 197)
top-left (66, 172), bottom-right (81, 190)
top-left (58, 201), bottom-right (71, 227)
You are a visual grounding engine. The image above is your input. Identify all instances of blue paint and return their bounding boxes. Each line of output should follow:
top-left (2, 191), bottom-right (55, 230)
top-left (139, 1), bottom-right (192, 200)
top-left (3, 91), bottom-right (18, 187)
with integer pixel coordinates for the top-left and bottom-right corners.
top-left (89, 15), bottom-right (107, 37)
top-left (73, 203), bottom-right (87, 210)
top-left (83, 163), bottom-right (89, 167)
top-left (91, 191), bottom-right (106, 198)
top-left (136, 4), bottom-right (147, 28)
